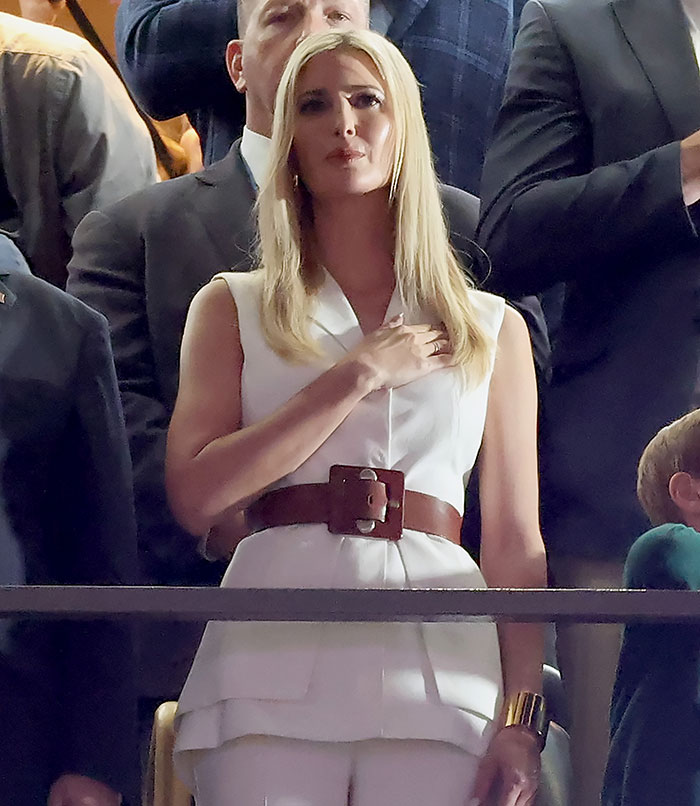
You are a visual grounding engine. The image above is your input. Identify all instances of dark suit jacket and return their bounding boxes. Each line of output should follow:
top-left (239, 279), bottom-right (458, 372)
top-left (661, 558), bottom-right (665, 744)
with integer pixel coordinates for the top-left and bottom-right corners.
top-left (115, 0), bottom-right (522, 192)
top-left (0, 259), bottom-right (139, 805)
top-left (603, 523), bottom-right (700, 805)
top-left (68, 145), bottom-right (257, 590)
top-left (477, 0), bottom-right (700, 561)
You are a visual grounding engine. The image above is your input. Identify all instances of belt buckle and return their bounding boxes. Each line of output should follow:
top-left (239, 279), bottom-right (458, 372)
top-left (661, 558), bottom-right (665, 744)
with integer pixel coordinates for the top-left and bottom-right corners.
top-left (328, 464), bottom-right (405, 541)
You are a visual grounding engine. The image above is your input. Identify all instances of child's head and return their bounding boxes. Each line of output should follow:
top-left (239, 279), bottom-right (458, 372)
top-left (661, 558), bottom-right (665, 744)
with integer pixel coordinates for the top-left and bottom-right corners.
top-left (637, 409), bottom-right (700, 526)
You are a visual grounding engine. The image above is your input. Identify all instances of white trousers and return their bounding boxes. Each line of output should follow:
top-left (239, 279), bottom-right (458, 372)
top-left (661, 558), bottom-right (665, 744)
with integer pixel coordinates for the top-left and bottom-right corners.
top-left (191, 736), bottom-right (481, 806)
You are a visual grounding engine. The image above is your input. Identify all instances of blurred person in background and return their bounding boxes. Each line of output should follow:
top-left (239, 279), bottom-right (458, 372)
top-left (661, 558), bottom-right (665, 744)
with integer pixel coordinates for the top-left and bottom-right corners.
top-left (0, 234), bottom-right (139, 806)
top-left (0, 9), bottom-right (158, 287)
top-left (17, 0), bottom-right (64, 24)
top-left (604, 410), bottom-right (700, 806)
top-left (477, 0), bottom-right (700, 802)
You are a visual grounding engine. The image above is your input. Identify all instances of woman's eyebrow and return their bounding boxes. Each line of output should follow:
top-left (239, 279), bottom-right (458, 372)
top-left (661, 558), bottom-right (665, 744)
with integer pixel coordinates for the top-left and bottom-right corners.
top-left (298, 84), bottom-right (383, 98)
top-left (343, 83), bottom-right (382, 92)
top-left (297, 88), bottom-right (327, 99)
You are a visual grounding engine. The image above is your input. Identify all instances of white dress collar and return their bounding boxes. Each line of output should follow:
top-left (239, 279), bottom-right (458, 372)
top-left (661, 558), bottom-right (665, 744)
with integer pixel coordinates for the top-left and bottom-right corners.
top-left (311, 268), bottom-right (405, 354)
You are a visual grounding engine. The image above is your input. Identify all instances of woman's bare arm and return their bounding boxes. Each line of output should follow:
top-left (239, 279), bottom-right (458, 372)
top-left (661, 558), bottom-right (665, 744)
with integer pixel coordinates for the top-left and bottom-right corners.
top-left (479, 304), bottom-right (546, 698)
top-left (472, 305), bottom-right (547, 804)
top-left (166, 279), bottom-right (449, 537)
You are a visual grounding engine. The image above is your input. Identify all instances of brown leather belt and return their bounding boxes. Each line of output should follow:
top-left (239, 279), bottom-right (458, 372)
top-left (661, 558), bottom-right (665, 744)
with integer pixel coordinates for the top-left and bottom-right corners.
top-left (245, 464), bottom-right (462, 544)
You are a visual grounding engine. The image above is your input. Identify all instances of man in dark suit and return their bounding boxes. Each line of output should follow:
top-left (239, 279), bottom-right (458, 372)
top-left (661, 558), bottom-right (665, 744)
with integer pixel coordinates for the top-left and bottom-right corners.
top-left (0, 235), bottom-right (139, 806)
top-left (67, 0), bottom-right (489, 700)
top-left (477, 0), bottom-right (700, 802)
top-left (114, 0), bottom-right (524, 193)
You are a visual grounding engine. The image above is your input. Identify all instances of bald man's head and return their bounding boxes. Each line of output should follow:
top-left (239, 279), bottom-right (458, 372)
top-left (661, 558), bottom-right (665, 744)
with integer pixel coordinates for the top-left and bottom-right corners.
top-left (228, 0), bottom-right (370, 136)
top-left (237, 0), bottom-right (370, 37)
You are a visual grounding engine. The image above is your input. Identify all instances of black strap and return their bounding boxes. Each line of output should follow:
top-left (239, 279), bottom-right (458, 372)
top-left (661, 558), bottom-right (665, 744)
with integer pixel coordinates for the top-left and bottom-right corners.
top-left (65, 0), bottom-right (177, 177)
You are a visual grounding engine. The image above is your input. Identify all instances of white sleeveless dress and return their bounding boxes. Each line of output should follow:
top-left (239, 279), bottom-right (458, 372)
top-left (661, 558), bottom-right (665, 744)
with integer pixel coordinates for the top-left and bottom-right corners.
top-left (174, 270), bottom-right (506, 788)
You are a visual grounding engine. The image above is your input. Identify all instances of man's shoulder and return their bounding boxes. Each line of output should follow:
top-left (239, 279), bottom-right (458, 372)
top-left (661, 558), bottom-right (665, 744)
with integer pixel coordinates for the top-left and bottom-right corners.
top-left (439, 183), bottom-right (479, 238)
top-left (0, 12), bottom-right (88, 57)
top-left (95, 151), bottom-right (246, 229)
top-left (437, 183), bottom-right (487, 279)
top-left (4, 271), bottom-right (107, 334)
top-left (439, 183), bottom-right (479, 214)
top-left (0, 11), bottom-right (106, 74)
top-left (625, 523), bottom-right (700, 589)
top-left (534, 0), bottom-right (612, 11)
top-left (102, 172), bottom-right (202, 219)
top-left (526, 0), bottom-right (614, 22)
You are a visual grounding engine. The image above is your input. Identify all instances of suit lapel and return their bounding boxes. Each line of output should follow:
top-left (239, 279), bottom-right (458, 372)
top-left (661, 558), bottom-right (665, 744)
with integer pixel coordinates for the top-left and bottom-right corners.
top-left (386, 0), bottom-right (429, 43)
top-left (613, 0), bottom-right (700, 139)
top-left (190, 142), bottom-right (258, 272)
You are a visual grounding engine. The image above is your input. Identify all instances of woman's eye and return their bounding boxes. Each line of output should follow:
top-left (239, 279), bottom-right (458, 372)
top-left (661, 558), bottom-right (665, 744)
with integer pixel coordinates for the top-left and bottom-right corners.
top-left (353, 92), bottom-right (383, 109)
top-left (298, 97), bottom-right (327, 114)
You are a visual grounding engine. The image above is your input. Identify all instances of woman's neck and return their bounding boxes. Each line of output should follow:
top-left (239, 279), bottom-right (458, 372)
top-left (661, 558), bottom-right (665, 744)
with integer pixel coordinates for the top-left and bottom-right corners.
top-left (311, 189), bottom-right (395, 295)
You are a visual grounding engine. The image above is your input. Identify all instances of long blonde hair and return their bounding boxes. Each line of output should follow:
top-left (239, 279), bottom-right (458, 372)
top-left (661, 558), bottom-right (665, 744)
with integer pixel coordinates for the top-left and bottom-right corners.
top-left (256, 29), bottom-right (493, 383)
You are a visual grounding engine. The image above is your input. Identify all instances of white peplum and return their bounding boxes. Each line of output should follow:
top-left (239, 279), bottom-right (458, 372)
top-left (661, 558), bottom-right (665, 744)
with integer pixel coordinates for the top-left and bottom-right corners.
top-left (174, 270), bottom-right (506, 788)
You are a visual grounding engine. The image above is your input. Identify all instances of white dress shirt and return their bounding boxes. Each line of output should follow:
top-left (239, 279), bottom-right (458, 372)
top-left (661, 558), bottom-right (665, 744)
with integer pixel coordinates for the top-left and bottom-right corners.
top-left (682, 0), bottom-right (700, 66)
top-left (240, 126), bottom-right (271, 189)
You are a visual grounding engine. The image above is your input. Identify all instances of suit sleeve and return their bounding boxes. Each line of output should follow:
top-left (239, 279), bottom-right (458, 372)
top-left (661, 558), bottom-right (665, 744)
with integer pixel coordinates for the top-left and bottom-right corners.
top-left (55, 310), bottom-right (140, 804)
top-left (67, 207), bottom-right (221, 583)
top-left (477, 0), bottom-right (699, 297)
top-left (115, 0), bottom-right (239, 120)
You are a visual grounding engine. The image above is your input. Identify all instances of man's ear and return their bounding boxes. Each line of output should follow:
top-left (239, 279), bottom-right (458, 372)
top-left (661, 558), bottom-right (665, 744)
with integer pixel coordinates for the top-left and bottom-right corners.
top-left (226, 40), bottom-right (246, 94)
top-left (668, 471), bottom-right (700, 516)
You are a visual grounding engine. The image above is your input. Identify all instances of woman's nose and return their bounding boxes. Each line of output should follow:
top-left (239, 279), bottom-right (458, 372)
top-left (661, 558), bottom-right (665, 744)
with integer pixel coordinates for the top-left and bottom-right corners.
top-left (334, 103), bottom-right (357, 137)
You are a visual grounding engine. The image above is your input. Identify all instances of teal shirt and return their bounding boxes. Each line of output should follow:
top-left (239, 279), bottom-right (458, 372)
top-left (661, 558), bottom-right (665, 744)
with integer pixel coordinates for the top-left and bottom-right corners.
top-left (603, 523), bottom-right (700, 805)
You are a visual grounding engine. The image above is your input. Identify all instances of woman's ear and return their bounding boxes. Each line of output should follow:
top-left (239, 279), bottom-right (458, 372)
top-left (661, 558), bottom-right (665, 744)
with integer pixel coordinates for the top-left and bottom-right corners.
top-left (668, 471), bottom-right (700, 516)
top-left (288, 148), bottom-right (299, 175)
top-left (226, 40), bottom-right (246, 94)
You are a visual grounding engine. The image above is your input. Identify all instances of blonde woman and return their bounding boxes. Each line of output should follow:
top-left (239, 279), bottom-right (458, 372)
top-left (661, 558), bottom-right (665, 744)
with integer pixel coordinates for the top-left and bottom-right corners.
top-left (166, 29), bottom-right (546, 806)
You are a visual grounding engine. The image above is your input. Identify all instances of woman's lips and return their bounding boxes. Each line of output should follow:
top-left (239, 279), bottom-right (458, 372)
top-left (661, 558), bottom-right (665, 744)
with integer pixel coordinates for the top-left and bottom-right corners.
top-left (326, 148), bottom-right (365, 162)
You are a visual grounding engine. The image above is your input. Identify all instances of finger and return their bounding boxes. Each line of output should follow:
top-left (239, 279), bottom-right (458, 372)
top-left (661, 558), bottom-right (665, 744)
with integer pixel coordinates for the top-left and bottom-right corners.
top-left (471, 755), bottom-right (497, 803)
top-left (426, 338), bottom-right (451, 356)
top-left (502, 769), bottom-right (539, 806)
top-left (501, 783), bottom-right (521, 806)
top-left (384, 312), bottom-right (405, 328)
top-left (514, 780), bottom-right (539, 806)
top-left (413, 328), bottom-right (448, 346)
top-left (401, 323), bottom-right (440, 335)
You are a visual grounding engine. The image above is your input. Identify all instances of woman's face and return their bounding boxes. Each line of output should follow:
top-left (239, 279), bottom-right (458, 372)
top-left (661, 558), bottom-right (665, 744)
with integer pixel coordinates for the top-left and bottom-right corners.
top-left (291, 48), bottom-right (395, 200)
